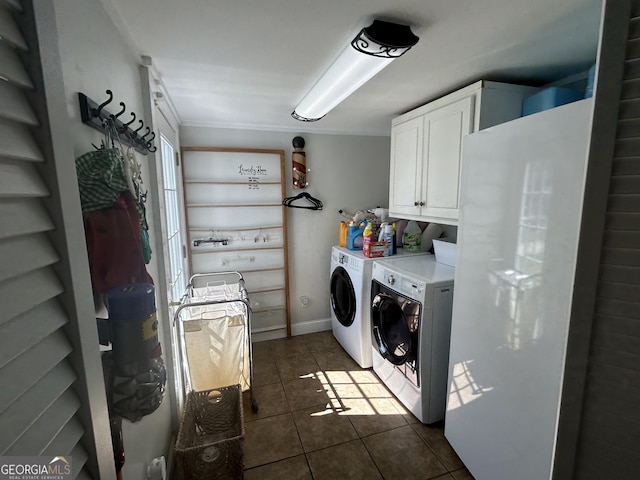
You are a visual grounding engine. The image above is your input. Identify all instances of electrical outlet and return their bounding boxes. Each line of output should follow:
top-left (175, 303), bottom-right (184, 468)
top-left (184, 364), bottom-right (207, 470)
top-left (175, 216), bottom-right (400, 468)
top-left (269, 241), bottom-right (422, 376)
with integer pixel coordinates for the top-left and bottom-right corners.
top-left (300, 295), bottom-right (310, 307)
top-left (146, 456), bottom-right (166, 480)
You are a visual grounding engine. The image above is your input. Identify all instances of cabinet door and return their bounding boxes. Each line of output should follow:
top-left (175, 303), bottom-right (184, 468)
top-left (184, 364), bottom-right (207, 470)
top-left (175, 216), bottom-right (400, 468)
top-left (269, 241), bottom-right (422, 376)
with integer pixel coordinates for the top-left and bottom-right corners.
top-left (421, 95), bottom-right (474, 223)
top-left (389, 116), bottom-right (424, 217)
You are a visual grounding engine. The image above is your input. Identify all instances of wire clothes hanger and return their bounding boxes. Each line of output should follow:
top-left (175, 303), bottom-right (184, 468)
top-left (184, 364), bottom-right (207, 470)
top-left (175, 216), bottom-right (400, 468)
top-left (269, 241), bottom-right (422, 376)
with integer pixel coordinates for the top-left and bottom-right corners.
top-left (282, 192), bottom-right (323, 210)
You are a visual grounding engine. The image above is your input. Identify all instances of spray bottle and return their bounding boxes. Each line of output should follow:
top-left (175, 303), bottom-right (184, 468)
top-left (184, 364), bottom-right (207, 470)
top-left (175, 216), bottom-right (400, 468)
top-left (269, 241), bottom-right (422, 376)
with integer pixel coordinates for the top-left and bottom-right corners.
top-left (382, 223), bottom-right (395, 256)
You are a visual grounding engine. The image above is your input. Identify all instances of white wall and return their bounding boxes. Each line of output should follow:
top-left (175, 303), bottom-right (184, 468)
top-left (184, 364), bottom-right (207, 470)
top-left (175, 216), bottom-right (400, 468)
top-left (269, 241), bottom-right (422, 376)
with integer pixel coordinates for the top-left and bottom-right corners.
top-left (53, 1), bottom-right (173, 478)
top-left (180, 127), bottom-right (391, 335)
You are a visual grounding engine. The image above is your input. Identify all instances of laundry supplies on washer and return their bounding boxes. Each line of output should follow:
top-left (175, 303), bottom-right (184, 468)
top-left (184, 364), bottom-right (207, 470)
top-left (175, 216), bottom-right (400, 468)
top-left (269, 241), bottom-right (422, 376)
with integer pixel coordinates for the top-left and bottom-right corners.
top-left (347, 222), bottom-right (366, 250)
top-left (402, 220), bottom-right (422, 251)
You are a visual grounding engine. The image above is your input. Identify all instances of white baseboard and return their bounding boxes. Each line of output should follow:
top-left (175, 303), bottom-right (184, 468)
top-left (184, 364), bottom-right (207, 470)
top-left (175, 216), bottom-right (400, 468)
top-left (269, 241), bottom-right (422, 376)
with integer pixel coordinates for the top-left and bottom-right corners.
top-left (252, 328), bottom-right (287, 343)
top-left (251, 318), bottom-right (332, 343)
top-left (291, 317), bottom-right (332, 336)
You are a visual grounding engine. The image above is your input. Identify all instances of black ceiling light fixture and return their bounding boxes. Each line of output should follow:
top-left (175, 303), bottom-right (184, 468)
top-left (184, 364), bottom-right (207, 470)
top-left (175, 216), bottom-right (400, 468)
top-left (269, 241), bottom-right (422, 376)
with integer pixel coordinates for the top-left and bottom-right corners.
top-left (292, 19), bottom-right (419, 122)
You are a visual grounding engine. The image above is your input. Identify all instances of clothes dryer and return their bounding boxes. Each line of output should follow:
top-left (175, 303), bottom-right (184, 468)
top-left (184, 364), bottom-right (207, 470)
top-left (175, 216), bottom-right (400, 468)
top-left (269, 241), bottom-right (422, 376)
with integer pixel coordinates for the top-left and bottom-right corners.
top-left (330, 246), bottom-right (425, 368)
top-left (370, 255), bottom-right (455, 423)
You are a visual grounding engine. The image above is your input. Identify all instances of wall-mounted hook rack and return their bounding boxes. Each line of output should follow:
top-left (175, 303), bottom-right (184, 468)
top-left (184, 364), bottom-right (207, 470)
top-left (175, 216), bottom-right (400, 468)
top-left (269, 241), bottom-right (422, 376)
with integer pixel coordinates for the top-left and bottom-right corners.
top-left (78, 90), bottom-right (156, 155)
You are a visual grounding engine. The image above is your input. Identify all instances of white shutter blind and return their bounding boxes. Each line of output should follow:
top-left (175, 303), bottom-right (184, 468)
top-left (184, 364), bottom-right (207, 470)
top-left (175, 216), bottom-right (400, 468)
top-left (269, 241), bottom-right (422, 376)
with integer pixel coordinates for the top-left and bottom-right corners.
top-left (0, 1), bottom-right (96, 477)
top-left (573, 2), bottom-right (640, 478)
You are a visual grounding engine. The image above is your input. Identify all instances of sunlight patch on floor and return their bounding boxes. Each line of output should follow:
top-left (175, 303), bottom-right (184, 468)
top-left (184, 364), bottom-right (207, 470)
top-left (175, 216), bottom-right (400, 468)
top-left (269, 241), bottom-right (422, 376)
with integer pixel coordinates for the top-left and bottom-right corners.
top-left (297, 369), bottom-right (408, 417)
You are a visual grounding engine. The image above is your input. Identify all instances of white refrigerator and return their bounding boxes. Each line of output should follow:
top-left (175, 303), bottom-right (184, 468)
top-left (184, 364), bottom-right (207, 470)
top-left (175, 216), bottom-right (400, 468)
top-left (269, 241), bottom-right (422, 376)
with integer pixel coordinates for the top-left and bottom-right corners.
top-left (444, 98), bottom-right (593, 480)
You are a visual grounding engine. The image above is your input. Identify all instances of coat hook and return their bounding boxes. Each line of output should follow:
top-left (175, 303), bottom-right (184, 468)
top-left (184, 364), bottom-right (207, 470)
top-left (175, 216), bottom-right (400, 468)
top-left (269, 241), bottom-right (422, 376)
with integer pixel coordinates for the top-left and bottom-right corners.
top-left (94, 89), bottom-right (113, 117)
top-left (119, 111), bottom-right (135, 134)
top-left (145, 131), bottom-right (156, 151)
top-left (113, 101), bottom-right (126, 119)
top-left (124, 111), bottom-right (136, 128)
top-left (141, 127), bottom-right (152, 140)
top-left (134, 120), bottom-right (144, 134)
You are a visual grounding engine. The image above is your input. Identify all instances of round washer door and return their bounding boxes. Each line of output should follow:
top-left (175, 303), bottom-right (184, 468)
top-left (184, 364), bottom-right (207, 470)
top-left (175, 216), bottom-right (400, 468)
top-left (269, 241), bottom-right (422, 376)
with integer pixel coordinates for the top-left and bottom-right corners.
top-left (371, 293), bottom-right (412, 365)
top-left (330, 266), bottom-right (356, 327)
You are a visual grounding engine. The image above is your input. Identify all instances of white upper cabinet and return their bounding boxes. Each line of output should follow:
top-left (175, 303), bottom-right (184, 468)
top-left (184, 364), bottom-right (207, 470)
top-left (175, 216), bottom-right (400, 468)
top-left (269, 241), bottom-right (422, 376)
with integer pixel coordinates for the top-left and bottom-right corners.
top-left (389, 116), bottom-right (424, 216)
top-left (422, 95), bottom-right (473, 221)
top-left (389, 80), bottom-right (537, 225)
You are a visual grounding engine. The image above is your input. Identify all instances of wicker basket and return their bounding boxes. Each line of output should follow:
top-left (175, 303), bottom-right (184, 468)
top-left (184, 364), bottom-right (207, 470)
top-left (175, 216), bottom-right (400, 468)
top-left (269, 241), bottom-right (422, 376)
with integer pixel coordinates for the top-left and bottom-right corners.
top-left (175, 385), bottom-right (244, 480)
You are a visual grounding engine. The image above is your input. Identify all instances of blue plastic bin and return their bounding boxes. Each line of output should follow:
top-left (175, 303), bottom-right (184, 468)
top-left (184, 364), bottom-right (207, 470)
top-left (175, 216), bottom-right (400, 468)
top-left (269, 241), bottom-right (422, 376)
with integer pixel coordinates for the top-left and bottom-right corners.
top-left (584, 64), bottom-right (596, 98)
top-left (522, 87), bottom-right (583, 116)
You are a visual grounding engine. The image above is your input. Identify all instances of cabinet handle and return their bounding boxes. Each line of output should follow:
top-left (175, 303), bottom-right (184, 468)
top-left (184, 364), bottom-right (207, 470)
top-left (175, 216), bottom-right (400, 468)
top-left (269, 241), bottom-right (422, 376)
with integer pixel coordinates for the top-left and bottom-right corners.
top-left (414, 201), bottom-right (419, 206)
top-left (419, 201), bottom-right (425, 206)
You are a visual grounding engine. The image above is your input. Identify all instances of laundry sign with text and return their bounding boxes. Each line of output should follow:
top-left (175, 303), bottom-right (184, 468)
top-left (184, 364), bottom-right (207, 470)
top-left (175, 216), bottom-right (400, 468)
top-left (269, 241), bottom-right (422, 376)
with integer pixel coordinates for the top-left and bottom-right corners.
top-left (238, 163), bottom-right (269, 190)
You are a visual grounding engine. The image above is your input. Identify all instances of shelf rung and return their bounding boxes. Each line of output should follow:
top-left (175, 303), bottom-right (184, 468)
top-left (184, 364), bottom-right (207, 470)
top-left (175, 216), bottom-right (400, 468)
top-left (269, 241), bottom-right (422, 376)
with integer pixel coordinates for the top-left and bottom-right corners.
top-left (187, 203), bottom-right (282, 208)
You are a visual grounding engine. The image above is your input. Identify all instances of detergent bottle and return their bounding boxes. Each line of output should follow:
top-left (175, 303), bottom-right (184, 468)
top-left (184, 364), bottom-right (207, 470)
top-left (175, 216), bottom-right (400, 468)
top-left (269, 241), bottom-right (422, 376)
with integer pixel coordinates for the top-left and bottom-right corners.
top-left (347, 221), bottom-right (366, 250)
top-left (391, 222), bottom-right (397, 254)
top-left (362, 221), bottom-right (375, 257)
top-left (402, 220), bottom-right (422, 251)
top-left (363, 221), bottom-right (373, 245)
top-left (339, 221), bottom-right (348, 247)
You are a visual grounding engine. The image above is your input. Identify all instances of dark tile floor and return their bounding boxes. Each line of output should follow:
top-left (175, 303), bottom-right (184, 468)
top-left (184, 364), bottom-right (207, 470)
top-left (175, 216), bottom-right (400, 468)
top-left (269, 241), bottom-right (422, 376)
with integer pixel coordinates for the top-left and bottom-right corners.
top-left (242, 331), bottom-right (474, 480)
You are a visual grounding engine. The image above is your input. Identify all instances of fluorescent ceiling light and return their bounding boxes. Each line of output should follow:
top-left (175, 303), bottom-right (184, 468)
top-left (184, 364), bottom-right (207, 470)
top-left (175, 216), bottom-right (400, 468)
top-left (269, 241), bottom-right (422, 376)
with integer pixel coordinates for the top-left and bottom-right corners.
top-left (292, 20), bottom-right (419, 122)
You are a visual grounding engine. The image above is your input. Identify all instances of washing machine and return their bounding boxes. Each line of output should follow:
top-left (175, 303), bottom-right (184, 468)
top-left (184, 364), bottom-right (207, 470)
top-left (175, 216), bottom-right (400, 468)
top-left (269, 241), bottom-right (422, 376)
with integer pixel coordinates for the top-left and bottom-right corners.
top-left (370, 254), bottom-right (455, 423)
top-left (330, 246), bottom-right (425, 369)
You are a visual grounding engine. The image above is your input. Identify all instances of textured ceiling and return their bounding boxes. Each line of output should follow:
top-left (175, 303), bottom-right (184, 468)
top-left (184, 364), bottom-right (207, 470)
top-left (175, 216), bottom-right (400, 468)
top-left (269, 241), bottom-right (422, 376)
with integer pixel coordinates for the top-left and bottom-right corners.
top-left (101, 0), bottom-right (603, 136)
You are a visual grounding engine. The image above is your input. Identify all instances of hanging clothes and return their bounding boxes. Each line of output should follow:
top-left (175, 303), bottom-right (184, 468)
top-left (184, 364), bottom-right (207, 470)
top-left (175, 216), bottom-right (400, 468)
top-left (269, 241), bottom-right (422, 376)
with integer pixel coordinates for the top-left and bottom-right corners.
top-left (76, 143), bottom-right (153, 268)
top-left (123, 146), bottom-right (152, 264)
top-left (85, 189), bottom-right (153, 293)
top-left (132, 178), bottom-right (152, 265)
top-left (75, 148), bottom-right (129, 213)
